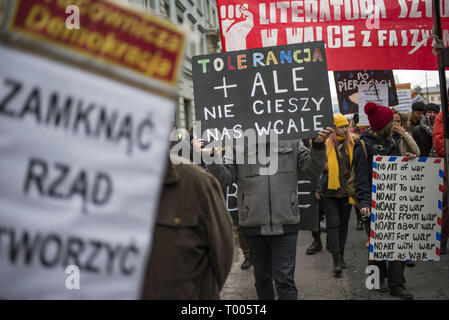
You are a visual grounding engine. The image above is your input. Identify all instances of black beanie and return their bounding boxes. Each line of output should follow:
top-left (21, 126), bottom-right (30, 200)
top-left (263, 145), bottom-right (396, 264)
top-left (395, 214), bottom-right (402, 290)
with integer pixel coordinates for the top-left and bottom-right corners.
top-left (424, 103), bottom-right (440, 114)
top-left (412, 101), bottom-right (425, 112)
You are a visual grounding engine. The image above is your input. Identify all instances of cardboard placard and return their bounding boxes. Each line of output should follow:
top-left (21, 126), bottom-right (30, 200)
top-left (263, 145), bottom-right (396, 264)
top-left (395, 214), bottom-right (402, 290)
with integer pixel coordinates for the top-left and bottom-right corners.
top-left (369, 157), bottom-right (444, 261)
top-left (193, 41), bottom-right (333, 142)
top-left (395, 83), bottom-right (412, 114)
top-left (333, 70), bottom-right (398, 115)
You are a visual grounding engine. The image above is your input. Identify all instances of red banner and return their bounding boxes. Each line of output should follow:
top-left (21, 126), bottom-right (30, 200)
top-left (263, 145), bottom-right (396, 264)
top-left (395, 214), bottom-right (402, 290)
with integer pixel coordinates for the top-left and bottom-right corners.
top-left (216, 0), bottom-right (449, 70)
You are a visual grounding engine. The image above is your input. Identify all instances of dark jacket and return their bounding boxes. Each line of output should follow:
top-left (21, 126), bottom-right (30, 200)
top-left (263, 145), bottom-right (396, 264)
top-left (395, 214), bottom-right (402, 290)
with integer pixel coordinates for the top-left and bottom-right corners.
top-left (142, 156), bottom-right (233, 299)
top-left (412, 125), bottom-right (433, 157)
top-left (209, 140), bottom-right (325, 236)
top-left (353, 131), bottom-right (401, 209)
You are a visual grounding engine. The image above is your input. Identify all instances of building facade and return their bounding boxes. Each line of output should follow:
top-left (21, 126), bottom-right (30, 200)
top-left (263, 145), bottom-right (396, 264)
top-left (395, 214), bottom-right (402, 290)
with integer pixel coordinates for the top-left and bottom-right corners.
top-left (127, 0), bottom-right (222, 129)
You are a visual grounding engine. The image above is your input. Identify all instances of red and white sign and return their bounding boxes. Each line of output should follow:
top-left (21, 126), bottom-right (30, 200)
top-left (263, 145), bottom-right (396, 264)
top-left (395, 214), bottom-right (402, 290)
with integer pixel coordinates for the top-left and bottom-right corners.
top-left (216, 0), bottom-right (449, 70)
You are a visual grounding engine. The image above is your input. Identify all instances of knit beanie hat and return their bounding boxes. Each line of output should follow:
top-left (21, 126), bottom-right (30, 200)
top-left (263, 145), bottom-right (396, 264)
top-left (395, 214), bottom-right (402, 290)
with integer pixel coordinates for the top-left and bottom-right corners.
top-left (333, 113), bottom-right (349, 128)
top-left (424, 103), bottom-right (440, 114)
top-left (412, 101), bottom-right (425, 112)
top-left (364, 102), bottom-right (394, 130)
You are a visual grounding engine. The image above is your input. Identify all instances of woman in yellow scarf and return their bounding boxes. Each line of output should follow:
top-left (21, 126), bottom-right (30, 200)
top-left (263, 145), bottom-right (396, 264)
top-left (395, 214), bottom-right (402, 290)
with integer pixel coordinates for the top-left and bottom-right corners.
top-left (321, 113), bottom-right (356, 277)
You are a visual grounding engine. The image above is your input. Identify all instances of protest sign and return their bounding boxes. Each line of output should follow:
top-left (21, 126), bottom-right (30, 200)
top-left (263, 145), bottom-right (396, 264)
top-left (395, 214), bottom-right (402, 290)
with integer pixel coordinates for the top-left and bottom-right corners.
top-left (395, 83), bottom-right (412, 114)
top-left (216, 0), bottom-right (449, 70)
top-left (297, 180), bottom-right (319, 231)
top-left (192, 41), bottom-right (333, 142)
top-left (357, 83), bottom-right (389, 126)
top-left (2, 0), bottom-right (185, 89)
top-left (333, 70), bottom-right (398, 115)
top-left (369, 157), bottom-right (444, 261)
top-left (225, 180), bottom-right (318, 230)
top-left (0, 44), bottom-right (175, 299)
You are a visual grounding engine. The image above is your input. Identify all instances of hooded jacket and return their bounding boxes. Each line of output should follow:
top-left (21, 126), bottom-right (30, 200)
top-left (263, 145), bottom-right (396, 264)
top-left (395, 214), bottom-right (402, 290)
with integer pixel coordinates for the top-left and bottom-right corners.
top-left (353, 131), bottom-right (401, 209)
top-left (208, 140), bottom-right (325, 236)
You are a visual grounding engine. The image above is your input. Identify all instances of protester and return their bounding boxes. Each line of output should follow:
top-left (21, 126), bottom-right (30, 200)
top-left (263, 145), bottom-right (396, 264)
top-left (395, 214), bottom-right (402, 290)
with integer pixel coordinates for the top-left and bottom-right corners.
top-left (432, 97), bottom-right (448, 255)
top-left (317, 114), bottom-right (357, 276)
top-left (208, 128), bottom-right (332, 300)
top-left (392, 111), bottom-right (421, 156)
top-left (142, 155), bottom-right (234, 299)
top-left (413, 103), bottom-right (440, 157)
top-left (409, 101), bottom-right (425, 130)
top-left (353, 102), bottom-right (416, 300)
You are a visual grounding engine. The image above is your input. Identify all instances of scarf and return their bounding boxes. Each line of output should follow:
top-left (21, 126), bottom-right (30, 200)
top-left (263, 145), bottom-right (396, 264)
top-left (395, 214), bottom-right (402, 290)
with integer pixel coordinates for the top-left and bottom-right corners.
top-left (326, 136), bottom-right (354, 190)
top-left (420, 115), bottom-right (435, 136)
top-left (420, 116), bottom-right (438, 156)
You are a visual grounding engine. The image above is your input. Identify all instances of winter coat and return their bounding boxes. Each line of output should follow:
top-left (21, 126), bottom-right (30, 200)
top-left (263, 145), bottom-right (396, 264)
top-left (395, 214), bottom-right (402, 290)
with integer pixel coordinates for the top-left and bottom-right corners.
top-left (412, 118), bottom-right (435, 157)
top-left (208, 140), bottom-right (325, 236)
top-left (353, 131), bottom-right (401, 209)
top-left (392, 131), bottom-right (421, 156)
top-left (142, 156), bottom-right (233, 299)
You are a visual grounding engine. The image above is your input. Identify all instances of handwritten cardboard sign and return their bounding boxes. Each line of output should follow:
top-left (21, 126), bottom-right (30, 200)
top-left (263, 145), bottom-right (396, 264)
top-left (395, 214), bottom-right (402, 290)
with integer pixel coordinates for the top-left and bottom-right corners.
top-left (370, 157), bottom-right (444, 261)
top-left (333, 70), bottom-right (398, 115)
top-left (192, 41), bottom-right (333, 142)
top-left (395, 83), bottom-right (412, 114)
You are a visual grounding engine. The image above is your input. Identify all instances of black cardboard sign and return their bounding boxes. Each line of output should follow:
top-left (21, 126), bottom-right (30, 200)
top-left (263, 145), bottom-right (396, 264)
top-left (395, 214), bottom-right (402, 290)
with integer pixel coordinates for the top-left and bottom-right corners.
top-left (334, 70), bottom-right (398, 115)
top-left (193, 42), bottom-right (333, 141)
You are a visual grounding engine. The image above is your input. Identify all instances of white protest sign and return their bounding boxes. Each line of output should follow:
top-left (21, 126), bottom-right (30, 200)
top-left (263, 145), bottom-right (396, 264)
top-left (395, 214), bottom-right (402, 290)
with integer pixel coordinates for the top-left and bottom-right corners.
top-left (395, 83), bottom-right (412, 114)
top-left (0, 45), bottom-right (175, 299)
top-left (358, 84), bottom-right (389, 127)
top-left (369, 157), bottom-right (444, 261)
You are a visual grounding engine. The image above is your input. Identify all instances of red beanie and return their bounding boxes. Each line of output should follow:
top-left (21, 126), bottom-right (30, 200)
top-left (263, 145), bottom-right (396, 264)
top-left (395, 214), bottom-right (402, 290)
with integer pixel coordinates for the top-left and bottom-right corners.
top-left (364, 102), bottom-right (394, 130)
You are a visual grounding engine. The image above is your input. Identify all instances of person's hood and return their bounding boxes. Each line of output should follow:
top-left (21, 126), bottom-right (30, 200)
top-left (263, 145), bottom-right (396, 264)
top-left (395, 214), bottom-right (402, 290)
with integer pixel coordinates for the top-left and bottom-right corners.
top-left (360, 130), bottom-right (382, 145)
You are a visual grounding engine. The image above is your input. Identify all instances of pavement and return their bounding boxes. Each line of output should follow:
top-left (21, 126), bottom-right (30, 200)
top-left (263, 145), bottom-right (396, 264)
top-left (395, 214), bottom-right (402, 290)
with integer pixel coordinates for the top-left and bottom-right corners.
top-left (221, 208), bottom-right (449, 300)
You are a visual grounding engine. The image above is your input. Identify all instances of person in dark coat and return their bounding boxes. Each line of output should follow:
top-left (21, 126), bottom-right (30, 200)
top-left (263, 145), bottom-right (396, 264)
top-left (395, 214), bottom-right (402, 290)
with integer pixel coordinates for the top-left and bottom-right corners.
top-left (412, 103), bottom-right (440, 157)
top-left (353, 102), bottom-right (417, 300)
top-left (142, 155), bottom-right (234, 299)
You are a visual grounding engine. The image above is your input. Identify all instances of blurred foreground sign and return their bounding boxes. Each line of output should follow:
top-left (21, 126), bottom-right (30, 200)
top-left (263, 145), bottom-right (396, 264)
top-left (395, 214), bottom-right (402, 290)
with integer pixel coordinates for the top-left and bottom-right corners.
top-left (0, 45), bottom-right (175, 299)
top-left (2, 0), bottom-right (185, 88)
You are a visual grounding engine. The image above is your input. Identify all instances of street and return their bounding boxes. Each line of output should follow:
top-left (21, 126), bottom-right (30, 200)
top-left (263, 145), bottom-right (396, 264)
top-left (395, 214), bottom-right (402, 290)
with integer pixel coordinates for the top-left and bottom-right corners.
top-left (221, 208), bottom-right (449, 300)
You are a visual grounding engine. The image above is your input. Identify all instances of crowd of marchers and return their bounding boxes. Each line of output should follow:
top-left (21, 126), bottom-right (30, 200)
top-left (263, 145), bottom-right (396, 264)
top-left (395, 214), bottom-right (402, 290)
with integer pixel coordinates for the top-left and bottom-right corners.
top-left (145, 91), bottom-right (448, 301)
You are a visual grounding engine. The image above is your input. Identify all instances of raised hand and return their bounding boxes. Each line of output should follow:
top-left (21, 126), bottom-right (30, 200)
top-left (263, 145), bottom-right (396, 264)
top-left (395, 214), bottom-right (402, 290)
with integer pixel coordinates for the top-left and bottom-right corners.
top-left (220, 4), bottom-right (254, 51)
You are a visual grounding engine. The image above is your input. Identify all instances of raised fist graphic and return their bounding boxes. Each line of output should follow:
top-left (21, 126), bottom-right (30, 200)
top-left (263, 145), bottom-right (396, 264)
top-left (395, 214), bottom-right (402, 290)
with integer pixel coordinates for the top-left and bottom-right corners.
top-left (220, 4), bottom-right (254, 51)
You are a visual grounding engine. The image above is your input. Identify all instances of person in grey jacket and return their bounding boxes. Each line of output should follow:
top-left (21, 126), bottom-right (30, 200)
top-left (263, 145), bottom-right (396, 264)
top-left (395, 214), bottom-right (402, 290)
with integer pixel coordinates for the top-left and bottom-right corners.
top-left (208, 128), bottom-right (332, 300)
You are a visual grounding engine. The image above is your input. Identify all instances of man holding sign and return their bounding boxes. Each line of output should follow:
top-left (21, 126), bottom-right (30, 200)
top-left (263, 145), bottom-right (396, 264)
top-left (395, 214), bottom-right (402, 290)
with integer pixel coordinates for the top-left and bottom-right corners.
top-left (209, 129), bottom-right (332, 300)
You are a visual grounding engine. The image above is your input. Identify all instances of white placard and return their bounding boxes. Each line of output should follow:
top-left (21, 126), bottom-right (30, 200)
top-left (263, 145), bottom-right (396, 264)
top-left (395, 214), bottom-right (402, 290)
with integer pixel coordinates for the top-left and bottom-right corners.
top-left (395, 89), bottom-right (412, 114)
top-left (0, 45), bottom-right (175, 299)
top-left (358, 84), bottom-right (389, 127)
top-left (369, 157), bottom-right (444, 261)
